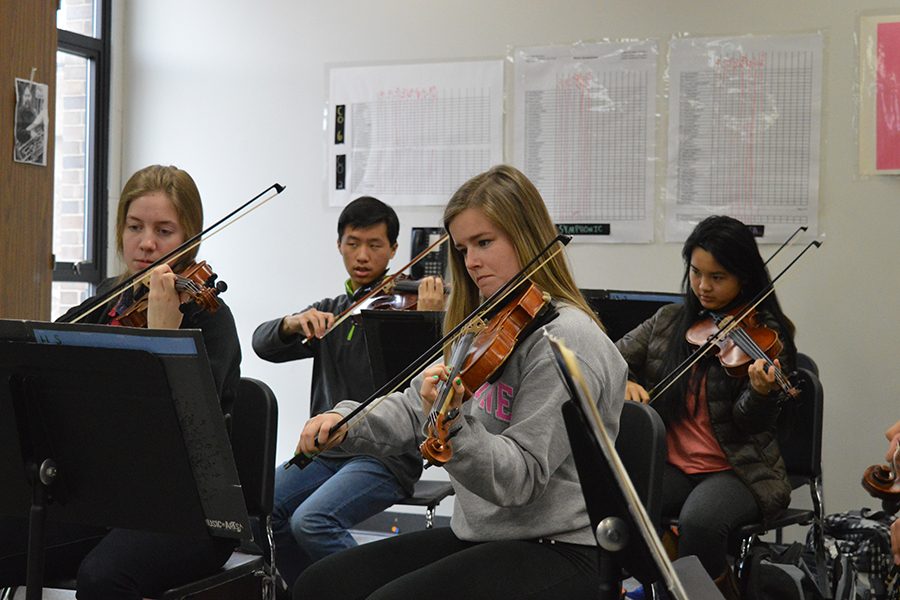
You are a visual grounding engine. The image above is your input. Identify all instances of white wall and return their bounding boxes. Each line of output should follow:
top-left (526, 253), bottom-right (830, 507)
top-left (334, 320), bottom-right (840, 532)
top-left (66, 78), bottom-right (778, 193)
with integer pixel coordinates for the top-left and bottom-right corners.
top-left (114, 0), bottom-right (900, 520)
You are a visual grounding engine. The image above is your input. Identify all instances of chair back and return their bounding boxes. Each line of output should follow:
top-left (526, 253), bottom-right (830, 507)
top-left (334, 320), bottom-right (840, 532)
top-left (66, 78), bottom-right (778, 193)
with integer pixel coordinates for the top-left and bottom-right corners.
top-left (796, 352), bottom-right (819, 376)
top-left (615, 401), bottom-right (667, 527)
top-left (231, 377), bottom-right (278, 517)
top-left (777, 367), bottom-right (823, 487)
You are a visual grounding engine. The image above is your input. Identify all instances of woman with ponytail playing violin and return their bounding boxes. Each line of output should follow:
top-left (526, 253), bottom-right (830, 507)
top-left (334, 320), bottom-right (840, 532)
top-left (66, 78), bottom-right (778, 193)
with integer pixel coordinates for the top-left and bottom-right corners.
top-left (291, 165), bottom-right (627, 600)
top-left (615, 215), bottom-right (797, 597)
top-left (0, 165), bottom-right (240, 599)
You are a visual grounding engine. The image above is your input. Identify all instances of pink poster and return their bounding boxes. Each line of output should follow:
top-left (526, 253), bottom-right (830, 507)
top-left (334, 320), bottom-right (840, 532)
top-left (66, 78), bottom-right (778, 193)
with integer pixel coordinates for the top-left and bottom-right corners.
top-left (876, 22), bottom-right (900, 170)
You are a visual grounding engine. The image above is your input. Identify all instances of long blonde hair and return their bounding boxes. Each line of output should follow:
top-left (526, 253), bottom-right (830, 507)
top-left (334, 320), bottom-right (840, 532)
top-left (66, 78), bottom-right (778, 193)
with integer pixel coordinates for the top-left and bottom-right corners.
top-left (115, 165), bottom-right (203, 274)
top-left (442, 165), bottom-right (602, 336)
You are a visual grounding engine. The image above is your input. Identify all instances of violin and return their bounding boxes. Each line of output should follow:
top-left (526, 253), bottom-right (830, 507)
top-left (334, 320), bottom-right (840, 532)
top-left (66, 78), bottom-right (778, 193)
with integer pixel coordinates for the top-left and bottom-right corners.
top-left (685, 305), bottom-right (799, 398)
top-left (60, 182), bottom-right (284, 325)
top-left (862, 442), bottom-right (900, 512)
top-left (352, 275), bottom-right (451, 316)
top-left (114, 261), bottom-right (227, 328)
top-left (646, 238), bottom-right (820, 402)
top-left (301, 235), bottom-right (449, 343)
top-left (420, 282), bottom-right (551, 466)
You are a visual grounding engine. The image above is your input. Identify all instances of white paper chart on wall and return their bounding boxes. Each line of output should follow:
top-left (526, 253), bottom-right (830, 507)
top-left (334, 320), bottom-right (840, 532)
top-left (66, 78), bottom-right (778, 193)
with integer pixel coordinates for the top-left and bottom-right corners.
top-left (512, 41), bottom-right (659, 243)
top-left (665, 33), bottom-right (823, 243)
top-left (327, 61), bottom-right (504, 207)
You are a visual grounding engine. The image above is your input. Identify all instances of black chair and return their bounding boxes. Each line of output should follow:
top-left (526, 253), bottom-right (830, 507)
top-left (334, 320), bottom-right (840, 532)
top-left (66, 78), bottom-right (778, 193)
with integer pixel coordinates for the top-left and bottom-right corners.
top-left (796, 352), bottom-right (819, 376)
top-left (732, 367), bottom-right (826, 591)
top-left (615, 401), bottom-right (667, 527)
top-left (394, 480), bottom-right (455, 529)
top-left (158, 376), bottom-right (279, 599)
top-left (659, 368), bottom-right (826, 593)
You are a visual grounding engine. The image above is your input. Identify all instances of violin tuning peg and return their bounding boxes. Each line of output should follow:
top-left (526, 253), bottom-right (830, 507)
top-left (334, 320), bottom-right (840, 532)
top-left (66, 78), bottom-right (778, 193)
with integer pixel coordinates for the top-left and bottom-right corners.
top-left (215, 280), bottom-right (228, 294)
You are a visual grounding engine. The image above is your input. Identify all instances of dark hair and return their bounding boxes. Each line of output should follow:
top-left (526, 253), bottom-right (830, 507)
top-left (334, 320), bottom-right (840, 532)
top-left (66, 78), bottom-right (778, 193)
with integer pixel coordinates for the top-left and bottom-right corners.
top-left (661, 215), bottom-right (797, 412)
top-left (337, 196), bottom-right (399, 245)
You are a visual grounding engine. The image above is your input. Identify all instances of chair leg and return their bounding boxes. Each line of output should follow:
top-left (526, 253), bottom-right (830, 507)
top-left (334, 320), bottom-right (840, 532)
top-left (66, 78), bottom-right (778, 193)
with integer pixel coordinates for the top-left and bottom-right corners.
top-left (425, 505), bottom-right (435, 529)
top-left (809, 476), bottom-right (831, 599)
top-left (262, 515), bottom-right (277, 600)
top-left (735, 533), bottom-right (756, 584)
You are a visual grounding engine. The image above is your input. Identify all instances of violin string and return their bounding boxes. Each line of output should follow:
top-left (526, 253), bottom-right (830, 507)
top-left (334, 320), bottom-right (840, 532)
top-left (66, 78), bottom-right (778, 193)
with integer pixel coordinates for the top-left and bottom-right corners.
top-left (64, 184), bottom-right (284, 324)
top-left (726, 324), bottom-right (794, 393)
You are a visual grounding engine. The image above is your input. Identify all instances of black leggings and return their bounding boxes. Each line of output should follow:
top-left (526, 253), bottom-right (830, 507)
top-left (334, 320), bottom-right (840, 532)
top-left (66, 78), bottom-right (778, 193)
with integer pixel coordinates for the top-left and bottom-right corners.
top-left (292, 527), bottom-right (601, 600)
top-left (0, 517), bottom-right (234, 599)
top-left (661, 466), bottom-right (760, 577)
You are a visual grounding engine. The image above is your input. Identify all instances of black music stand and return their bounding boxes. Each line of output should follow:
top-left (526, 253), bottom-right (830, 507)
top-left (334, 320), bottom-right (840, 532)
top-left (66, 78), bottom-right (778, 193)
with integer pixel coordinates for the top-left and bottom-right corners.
top-left (0, 323), bottom-right (250, 600)
top-left (359, 309), bottom-right (443, 388)
top-left (561, 399), bottom-right (723, 600)
top-left (580, 289), bottom-right (683, 342)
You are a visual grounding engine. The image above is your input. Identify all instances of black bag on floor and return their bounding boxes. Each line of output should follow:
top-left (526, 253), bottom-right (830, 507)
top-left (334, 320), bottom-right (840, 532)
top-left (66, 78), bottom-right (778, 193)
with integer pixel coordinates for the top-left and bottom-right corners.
top-left (805, 508), bottom-right (900, 600)
top-left (742, 542), bottom-right (826, 600)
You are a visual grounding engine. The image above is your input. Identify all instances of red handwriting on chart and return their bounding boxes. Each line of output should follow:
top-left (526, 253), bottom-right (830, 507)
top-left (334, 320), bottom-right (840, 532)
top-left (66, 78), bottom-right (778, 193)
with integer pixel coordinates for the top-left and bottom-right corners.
top-left (377, 86), bottom-right (439, 100)
top-left (715, 53), bottom-right (767, 72)
top-left (557, 71), bottom-right (594, 91)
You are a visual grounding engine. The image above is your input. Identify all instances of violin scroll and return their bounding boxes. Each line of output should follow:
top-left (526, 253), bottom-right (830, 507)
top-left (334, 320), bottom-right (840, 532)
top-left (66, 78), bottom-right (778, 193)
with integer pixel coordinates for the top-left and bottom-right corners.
top-left (862, 446), bottom-right (900, 512)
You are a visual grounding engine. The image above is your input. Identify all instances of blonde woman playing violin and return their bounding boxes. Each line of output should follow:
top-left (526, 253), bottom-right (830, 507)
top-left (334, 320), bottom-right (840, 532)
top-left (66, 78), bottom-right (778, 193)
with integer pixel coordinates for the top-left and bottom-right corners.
top-left (292, 165), bottom-right (627, 600)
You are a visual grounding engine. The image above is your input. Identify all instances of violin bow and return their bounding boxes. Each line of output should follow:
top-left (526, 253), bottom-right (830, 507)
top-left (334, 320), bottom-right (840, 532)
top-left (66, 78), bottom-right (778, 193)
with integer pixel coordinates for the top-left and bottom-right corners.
top-left (647, 239), bottom-right (821, 401)
top-left (59, 183), bottom-right (285, 324)
top-left (286, 234), bottom-right (572, 469)
top-left (764, 225), bottom-right (807, 266)
top-left (547, 333), bottom-right (689, 600)
top-left (298, 233), bottom-right (449, 345)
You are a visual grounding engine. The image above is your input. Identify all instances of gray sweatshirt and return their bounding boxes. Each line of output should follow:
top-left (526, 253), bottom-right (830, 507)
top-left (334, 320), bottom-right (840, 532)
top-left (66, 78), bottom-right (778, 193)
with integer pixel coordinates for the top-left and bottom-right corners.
top-left (332, 303), bottom-right (627, 546)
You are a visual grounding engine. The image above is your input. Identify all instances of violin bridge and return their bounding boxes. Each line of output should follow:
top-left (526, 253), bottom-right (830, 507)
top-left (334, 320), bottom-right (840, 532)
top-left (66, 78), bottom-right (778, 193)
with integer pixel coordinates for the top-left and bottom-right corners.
top-left (462, 317), bottom-right (486, 336)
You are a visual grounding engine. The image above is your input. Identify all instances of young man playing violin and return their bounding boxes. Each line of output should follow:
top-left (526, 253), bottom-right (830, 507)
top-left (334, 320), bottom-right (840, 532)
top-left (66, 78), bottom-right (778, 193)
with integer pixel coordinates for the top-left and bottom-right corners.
top-left (615, 215), bottom-right (796, 598)
top-left (252, 195), bottom-right (443, 592)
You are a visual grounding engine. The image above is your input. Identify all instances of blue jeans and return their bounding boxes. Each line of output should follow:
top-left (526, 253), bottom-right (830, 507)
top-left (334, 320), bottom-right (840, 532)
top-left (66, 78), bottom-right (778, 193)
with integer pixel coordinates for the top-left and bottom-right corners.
top-left (272, 455), bottom-right (406, 587)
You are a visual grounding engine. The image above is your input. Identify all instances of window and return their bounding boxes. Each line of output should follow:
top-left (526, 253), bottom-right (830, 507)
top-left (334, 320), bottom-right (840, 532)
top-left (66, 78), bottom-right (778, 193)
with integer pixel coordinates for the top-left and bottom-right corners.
top-left (52, 0), bottom-right (110, 319)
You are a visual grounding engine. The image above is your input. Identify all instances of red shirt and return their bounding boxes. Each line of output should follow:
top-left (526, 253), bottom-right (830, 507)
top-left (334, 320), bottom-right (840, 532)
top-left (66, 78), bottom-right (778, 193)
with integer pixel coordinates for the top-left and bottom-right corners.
top-left (666, 374), bottom-right (731, 474)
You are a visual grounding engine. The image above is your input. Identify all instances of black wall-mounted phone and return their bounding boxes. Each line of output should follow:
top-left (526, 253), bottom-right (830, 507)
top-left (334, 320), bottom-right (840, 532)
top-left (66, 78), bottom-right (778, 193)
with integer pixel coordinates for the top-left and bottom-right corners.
top-left (409, 227), bottom-right (447, 279)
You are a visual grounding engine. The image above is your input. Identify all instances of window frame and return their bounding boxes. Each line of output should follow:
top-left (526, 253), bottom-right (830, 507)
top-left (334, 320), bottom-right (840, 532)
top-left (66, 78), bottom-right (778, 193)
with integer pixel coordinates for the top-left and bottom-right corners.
top-left (52, 0), bottom-right (111, 286)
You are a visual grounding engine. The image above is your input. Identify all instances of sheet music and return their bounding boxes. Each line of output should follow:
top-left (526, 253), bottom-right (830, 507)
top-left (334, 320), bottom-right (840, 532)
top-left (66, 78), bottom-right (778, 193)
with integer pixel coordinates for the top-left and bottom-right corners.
top-left (327, 61), bottom-right (504, 206)
top-left (512, 42), bottom-right (658, 243)
top-left (665, 34), bottom-right (823, 242)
